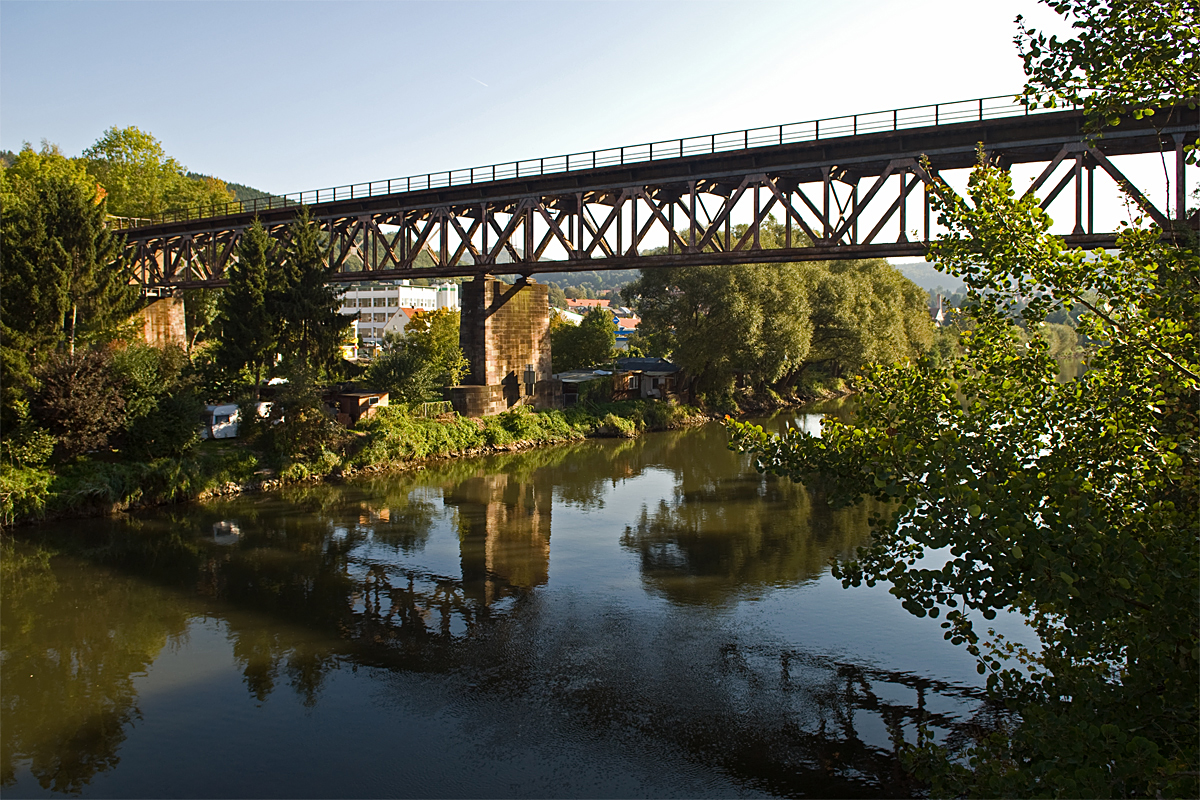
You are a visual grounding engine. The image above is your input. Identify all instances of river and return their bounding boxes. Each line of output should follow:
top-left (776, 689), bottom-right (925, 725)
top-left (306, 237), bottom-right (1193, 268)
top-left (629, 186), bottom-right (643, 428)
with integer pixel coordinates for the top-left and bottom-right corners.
top-left (2, 403), bottom-right (1016, 798)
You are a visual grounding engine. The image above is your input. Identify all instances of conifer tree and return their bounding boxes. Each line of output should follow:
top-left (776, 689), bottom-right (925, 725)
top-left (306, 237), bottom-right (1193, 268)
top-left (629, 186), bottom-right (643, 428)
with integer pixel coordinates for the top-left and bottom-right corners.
top-left (215, 221), bottom-right (276, 396)
top-left (270, 208), bottom-right (349, 376)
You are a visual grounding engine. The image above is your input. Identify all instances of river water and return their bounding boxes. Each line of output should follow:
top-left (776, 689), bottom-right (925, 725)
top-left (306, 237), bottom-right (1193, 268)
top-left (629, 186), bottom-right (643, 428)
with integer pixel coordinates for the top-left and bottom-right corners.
top-left (2, 404), bottom-right (1013, 798)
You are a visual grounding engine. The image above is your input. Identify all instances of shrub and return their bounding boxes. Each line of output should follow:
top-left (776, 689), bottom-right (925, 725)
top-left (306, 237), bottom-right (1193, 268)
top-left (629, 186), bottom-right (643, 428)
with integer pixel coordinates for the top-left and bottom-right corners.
top-left (595, 412), bottom-right (637, 438)
top-left (33, 348), bottom-right (125, 458)
top-left (1, 402), bottom-right (56, 468)
top-left (123, 392), bottom-right (204, 460)
top-left (0, 463), bottom-right (54, 526)
top-left (642, 400), bottom-right (695, 430)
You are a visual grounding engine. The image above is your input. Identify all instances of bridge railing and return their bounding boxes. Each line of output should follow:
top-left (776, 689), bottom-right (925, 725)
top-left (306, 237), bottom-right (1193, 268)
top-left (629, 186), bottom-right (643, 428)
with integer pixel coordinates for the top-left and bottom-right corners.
top-left (113, 94), bottom-right (1064, 230)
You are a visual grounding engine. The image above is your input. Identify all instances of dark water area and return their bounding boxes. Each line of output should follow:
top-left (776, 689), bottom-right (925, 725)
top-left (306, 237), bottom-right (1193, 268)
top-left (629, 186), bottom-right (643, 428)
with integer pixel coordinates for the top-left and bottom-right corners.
top-left (2, 403), bottom-right (1016, 798)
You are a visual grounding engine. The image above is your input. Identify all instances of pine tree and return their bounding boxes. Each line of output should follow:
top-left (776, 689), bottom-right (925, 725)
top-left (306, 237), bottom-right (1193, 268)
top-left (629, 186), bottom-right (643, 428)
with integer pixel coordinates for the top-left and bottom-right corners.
top-left (271, 208), bottom-right (348, 375)
top-left (215, 221), bottom-right (276, 396)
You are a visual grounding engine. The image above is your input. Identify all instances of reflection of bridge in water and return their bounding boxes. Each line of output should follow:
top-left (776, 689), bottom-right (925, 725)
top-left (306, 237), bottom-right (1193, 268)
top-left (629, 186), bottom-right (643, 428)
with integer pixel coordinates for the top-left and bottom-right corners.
top-left (118, 96), bottom-right (1196, 288)
top-left (7, 431), bottom-right (1014, 796)
top-left (199, 454), bottom-right (1000, 795)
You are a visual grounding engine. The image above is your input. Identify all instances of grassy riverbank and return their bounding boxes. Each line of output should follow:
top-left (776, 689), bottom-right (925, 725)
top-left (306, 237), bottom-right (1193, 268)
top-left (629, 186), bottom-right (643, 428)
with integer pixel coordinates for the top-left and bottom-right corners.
top-left (0, 400), bottom-right (708, 527)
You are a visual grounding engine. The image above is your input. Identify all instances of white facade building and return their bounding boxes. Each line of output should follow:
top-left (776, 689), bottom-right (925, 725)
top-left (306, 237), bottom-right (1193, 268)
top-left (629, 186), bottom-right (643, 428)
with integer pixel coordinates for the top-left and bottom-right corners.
top-left (340, 280), bottom-right (460, 348)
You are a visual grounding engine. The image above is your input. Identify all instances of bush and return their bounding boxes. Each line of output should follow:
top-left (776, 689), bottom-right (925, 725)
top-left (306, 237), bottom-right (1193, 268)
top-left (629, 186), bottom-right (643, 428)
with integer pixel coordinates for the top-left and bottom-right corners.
top-left (352, 406), bottom-right (487, 466)
top-left (1, 402), bottom-right (56, 468)
top-left (33, 348), bottom-right (126, 458)
top-left (0, 463), bottom-right (54, 526)
top-left (575, 376), bottom-right (614, 406)
top-left (642, 400), bottom-right (697, 430)
top-left (122, 392), bottom-right (204, 460)
top-left (595, 412), bottom-right (637, 438)
top-left (47, 447), bottom-right (260, 513)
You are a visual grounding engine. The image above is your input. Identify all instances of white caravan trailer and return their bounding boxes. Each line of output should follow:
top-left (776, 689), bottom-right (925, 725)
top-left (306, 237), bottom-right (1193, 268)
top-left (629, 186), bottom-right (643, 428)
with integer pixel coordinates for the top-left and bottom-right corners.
top-left (201, 404), bottom-right (241, 439)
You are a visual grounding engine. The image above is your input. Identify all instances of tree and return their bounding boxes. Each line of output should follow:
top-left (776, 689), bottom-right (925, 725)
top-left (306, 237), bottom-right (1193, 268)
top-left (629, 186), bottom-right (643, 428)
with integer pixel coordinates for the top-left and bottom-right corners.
top-left (547, 283), bottom-right (568, 309)
top-left (549, 307), bottom-right (616, 373)
top-left (0, 143), bottom-right (138, 430)
top-left (215, 222), bottom-right (277, 395)
top-left (182, 288), bottom-right (222, 355)
top-left (728, 3), bottom-right (1198, 791)
top-left (268, 209), bottom-right (349, 377)
top-left (403, 308), bottom-right (468, 388)
top-left (109, 342), bottom-right (201, 459)
top-left (364, 309), bottom-right (467, 403)
top-left (803, 258), bottom-right (934, 378)
top-left (82, 126), bottom-right (233, 220)
top-left (1017, 0), bottom-right (1199, 144)
top-left (624, 218), bottom-right (930, 399)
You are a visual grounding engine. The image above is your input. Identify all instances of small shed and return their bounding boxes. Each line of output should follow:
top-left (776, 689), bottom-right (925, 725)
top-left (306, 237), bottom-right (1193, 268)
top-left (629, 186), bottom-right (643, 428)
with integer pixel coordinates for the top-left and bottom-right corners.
top-left (328, 391), bottom-right (389, 426)
top-left (554, 370), bottom-right (608, 407)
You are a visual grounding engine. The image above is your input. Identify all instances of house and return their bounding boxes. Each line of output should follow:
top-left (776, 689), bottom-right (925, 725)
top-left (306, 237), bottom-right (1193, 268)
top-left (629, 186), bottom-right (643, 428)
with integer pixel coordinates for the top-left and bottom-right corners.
top-left (930, 294), bottom-right (946, 327)
top-left (553, 358), bottom-right (681, 405)
top-left (614, 357), bottom-right (680, 400)
top-left (551, 307), bottom-right (584, 326)
top-left (553, 370), bottom-right (608, 407)
top-left (614, 315), bottom-right (640, 345)
top-left (565, 298), bottom-right (610, 312)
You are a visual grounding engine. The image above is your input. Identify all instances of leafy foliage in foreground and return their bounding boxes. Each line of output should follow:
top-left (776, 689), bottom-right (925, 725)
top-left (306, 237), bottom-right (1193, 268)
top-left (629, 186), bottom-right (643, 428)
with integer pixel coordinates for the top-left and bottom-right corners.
top-left (1016, 0), bottom-right (1199, 140)
top-left (728, 157), bottom-right (1198, 796)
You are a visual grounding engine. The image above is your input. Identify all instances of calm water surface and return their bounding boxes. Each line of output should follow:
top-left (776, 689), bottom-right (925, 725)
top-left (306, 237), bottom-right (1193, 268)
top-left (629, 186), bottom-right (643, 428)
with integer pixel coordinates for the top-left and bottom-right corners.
top-left (2, 403), bottom-right (1015, 798)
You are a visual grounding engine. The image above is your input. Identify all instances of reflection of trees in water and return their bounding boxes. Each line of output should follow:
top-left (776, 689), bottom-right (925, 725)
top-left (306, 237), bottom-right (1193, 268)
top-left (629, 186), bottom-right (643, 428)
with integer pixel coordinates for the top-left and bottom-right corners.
top-left (4, 408), bottom-right (1003, 796)
top-left (0, 551), bottom-right (190, 794)
top-left (619, 471), bottom-right (875, 605)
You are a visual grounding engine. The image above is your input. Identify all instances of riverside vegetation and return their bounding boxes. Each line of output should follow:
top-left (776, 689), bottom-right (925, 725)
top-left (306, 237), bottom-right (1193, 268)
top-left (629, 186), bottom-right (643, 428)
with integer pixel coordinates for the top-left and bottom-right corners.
top-left (1, 396), bottom-right (704, 527)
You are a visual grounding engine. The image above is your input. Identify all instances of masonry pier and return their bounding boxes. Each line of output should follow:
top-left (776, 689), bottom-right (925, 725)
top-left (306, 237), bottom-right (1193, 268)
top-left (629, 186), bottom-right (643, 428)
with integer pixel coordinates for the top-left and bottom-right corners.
top-left (451, 276), bottom-right (558, 417)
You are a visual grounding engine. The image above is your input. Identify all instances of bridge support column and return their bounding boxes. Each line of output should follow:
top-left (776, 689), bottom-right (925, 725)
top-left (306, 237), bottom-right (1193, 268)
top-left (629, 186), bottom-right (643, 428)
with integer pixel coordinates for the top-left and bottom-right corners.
top-left (450, 276), bottom-right (557, 418)
top-left (137, 296), bottom-right (187, 349)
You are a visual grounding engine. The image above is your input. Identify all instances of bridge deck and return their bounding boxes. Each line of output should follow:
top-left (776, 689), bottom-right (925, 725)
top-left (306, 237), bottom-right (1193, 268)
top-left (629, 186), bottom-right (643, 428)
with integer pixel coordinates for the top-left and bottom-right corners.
top-left (117, 98), bottom-right (1197, 287)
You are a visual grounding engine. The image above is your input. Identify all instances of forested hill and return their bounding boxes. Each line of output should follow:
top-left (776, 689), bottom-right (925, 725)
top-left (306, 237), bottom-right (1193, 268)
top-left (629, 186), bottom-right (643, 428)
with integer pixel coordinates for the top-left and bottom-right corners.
top-left (185, 172), bottom-right (279, 205)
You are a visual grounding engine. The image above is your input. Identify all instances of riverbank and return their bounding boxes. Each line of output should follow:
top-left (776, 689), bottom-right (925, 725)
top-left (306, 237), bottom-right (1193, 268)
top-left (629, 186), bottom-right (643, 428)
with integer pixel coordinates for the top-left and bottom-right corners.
top-left (0, 399), bottom-right (712, 528)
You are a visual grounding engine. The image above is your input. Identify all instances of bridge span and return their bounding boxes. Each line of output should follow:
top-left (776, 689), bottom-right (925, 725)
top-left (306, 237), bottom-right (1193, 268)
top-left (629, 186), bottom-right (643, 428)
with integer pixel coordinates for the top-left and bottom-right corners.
top-left (118, 96), bottom-right (1197, 289)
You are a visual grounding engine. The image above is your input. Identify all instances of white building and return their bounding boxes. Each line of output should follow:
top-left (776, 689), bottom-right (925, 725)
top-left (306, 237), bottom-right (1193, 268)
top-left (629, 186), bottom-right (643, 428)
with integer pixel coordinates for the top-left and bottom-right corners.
top-left (340, 280), bottom-right (460, 347)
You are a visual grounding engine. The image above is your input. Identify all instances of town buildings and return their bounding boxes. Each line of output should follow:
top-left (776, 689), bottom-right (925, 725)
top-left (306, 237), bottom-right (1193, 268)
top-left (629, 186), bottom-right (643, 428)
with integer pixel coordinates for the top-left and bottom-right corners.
top-left (340, 280), bottom-right (460, 353)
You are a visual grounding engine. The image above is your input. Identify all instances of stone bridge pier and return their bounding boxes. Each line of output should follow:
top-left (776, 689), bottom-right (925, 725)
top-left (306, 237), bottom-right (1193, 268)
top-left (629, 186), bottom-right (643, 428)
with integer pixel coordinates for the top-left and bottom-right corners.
top-left (450, 276), bottom-right (558, 417)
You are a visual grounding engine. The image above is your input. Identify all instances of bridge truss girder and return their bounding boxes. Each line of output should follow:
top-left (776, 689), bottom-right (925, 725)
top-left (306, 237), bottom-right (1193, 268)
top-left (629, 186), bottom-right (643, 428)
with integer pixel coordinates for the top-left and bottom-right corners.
top-left (124, 108), bottom-right (1197, 288)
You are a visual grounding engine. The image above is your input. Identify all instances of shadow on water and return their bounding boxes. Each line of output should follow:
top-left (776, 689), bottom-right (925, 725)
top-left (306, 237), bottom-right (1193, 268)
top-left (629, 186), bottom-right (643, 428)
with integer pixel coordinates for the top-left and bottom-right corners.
top-left (3, 403), bottom-right (1003, 798)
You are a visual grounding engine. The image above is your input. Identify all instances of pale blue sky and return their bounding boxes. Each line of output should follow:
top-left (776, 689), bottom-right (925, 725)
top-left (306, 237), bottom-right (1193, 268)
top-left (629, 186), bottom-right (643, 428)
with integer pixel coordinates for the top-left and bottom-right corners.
top-left (2, 1), bottom-right (1066, 195)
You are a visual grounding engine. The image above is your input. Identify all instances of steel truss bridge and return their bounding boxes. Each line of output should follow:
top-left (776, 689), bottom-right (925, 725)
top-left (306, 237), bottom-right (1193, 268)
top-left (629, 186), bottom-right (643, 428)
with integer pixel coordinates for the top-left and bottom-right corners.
top-left (117, 96), bottom-right (1198, 288)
